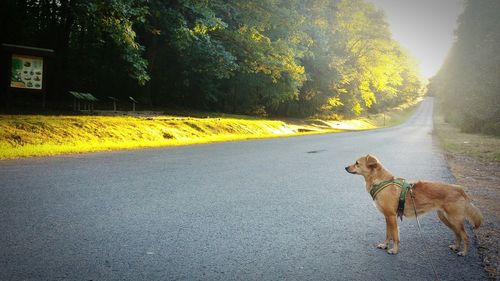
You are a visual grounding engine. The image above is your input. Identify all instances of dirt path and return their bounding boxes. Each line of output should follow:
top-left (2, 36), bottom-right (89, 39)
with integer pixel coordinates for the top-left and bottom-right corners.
top-left (446, 153), bottom-right (500, 280)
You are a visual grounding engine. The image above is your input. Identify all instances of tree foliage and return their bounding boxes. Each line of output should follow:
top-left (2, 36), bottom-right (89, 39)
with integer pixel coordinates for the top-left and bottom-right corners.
top-left (1, 0), bottom-right (424, 117)
top-left (430, 0), bottom-right (500, 135)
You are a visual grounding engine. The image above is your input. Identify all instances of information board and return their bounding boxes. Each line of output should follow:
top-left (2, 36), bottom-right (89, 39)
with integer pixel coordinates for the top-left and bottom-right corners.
top-left (10, 54), bottom-right (44, 90)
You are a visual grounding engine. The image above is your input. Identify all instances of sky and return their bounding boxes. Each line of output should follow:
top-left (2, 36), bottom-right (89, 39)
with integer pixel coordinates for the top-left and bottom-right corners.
top-left (366, 0), bottom-right (464, 78)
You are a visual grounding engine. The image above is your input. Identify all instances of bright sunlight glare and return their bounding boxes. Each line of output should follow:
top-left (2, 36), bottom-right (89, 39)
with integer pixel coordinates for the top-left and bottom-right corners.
top-left (367, 0), bottom-right (464, 79)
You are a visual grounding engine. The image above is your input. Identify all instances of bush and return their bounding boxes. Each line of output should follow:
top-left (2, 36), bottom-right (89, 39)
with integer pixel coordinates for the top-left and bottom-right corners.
top-left (481, 122), bottom-right (500, 137)
top-left (459, 114), bottom-right (483, 134)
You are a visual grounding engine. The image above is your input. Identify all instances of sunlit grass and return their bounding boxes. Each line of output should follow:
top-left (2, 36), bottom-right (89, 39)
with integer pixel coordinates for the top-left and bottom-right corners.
top-left (364, 98), bottom-right (423, 128)
top-left (0, 115), bottom-right (333, 159)
top-left (0, 102), bottom-right (421, 160)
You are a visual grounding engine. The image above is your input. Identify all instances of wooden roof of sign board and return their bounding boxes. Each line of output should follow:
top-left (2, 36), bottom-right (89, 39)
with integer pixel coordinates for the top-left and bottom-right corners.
top-left (2, 43), bottom-right (55, 56)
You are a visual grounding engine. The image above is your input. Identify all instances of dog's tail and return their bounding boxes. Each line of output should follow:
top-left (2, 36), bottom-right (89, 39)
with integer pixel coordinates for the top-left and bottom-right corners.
top-left (457, 187), bottom-right (483, 229)
top-left (465, 201), bottom-right (483, 229)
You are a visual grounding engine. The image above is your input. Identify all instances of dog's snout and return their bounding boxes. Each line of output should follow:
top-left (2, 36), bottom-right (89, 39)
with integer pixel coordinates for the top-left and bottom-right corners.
top-left (345, 166), bottom-right (356, 174)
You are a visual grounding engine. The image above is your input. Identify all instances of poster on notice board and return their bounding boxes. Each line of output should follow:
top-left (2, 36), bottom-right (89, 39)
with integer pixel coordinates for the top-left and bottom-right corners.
top-left (10, 54), bottom-right (44, 90)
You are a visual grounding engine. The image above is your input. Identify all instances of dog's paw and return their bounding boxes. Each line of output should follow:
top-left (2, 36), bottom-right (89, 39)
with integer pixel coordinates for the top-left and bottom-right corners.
top-left (387, 248), bottom-right (398, 255)
top-left (449, 244), bottom-right (459, 251)
top-left (377, 243), bottom-right (388, 249)
top-left (457, 251), bottom-right (467, 257)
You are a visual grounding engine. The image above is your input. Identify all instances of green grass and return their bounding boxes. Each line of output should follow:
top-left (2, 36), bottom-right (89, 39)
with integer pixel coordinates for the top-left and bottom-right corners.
top-left (0, 100), bottom-right (422, 160)
top-left (364, 98), bottom-right (423, 128)
top-left (433, 111), bottom-right (500, 162)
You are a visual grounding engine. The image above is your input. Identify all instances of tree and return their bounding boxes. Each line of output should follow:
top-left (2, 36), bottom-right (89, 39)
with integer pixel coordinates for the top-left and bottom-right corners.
top-left (294, 0), bottom-right (423, 118)
top-left (1, 0), bottom-right (424, 117)
top-left (431, 0), bottom-right (500, 135)
top-left (1, 0), bottom-right (149, 99)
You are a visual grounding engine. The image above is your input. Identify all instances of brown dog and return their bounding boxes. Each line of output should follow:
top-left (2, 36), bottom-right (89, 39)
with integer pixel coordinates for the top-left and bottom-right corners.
top-left (345, 154), bottom-right (482, 256)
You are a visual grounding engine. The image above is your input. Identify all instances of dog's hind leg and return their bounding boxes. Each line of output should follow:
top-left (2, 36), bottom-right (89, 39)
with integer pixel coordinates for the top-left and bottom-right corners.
top-left (453, 219), bottom-right (468, 256)
top-left (445, 202), bottom-right (469, 256)
top-left (437, 210), bottom-right (453, 229)
top-left (437, 210), bottom-right (461, 252)
top-left (447, 213), bottom-right (468, 256)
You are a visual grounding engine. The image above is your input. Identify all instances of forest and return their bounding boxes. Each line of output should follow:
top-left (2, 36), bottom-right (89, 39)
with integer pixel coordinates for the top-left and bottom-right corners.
top-left (430, 0), bottom-right (500, 135)
top-left (0, 0), bottom-right (425, 118)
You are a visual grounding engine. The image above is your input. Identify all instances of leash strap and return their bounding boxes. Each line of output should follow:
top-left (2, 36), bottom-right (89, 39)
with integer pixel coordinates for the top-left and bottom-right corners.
top-left (410, 189), bottom-right (440, 281)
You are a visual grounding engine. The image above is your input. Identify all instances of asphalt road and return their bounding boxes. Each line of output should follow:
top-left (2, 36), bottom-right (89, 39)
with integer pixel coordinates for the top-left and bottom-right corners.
top-left (0, 98), bottom-right (488, 281)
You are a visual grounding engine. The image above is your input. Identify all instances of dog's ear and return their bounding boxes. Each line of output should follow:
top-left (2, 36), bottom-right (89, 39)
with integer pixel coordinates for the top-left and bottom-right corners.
top-left (365, 154), bottom-right (379, 168)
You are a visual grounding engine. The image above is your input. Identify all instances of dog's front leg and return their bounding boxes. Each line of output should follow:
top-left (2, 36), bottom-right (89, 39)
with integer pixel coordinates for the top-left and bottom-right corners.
top-left (386, 215), bottom-right (399, 254)
top-left (377, 216), bottom-right (391, 250)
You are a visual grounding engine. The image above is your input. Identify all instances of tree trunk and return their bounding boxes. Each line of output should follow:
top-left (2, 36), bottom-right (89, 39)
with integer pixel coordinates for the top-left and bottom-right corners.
top-left (54, 0), bottom-right (74, 100)
top-left (141, 31), bottom-right (159, 106)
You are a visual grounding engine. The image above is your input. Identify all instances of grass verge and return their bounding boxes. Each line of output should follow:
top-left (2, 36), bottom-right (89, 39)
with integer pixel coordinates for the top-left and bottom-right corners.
top-left (433, 108), bottom-right (500, 280)
top-left (0, 116), bottom-right (303, 159)
top-left (433, 114), bottom-right (500, 162)
top-left (0, 100), bottom-right (422, 160)
top-left (361, 98), bottom-right (422, 128)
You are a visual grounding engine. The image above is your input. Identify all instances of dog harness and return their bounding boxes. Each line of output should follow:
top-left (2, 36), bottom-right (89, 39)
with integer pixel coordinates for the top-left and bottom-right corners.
top-left (370, 178), bottom-right (413, 221)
